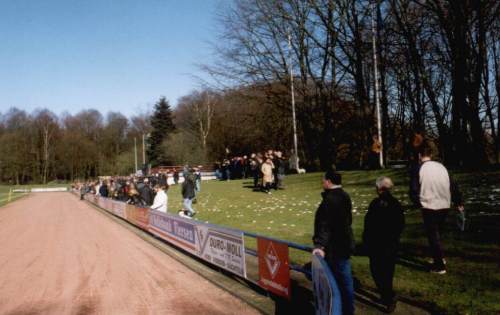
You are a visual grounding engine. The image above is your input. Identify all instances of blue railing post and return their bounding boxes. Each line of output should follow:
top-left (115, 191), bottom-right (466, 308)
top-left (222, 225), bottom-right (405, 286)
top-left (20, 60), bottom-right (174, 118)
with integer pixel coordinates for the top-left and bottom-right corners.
top-left (312, 254), bottom-right (342, 315)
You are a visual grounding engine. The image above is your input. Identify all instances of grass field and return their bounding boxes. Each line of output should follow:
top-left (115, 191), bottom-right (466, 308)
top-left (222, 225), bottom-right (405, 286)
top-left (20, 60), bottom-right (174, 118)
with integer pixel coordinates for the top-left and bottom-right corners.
top-left (1, 173), bottom-right (498, 313)
top-left (0, 186), bottom-right (28, 207)
top-left (165, 169), bottom-right (500, 314)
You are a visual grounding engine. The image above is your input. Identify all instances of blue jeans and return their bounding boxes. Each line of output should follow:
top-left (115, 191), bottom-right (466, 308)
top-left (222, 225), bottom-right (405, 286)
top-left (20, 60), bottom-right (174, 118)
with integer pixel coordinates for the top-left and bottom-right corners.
top-left (183, 198), bottom-right (196, 215)
top-left (328, 258), bottom-right (355, 315)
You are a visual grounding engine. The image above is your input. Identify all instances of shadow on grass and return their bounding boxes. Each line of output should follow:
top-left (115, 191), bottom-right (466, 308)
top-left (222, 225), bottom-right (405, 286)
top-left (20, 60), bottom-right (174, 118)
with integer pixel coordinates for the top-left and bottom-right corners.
top-left (353, 282), bottom-right (389, 313)
top-left (356, 282), bottom-right (446, 315)
top-left (396, 256), bottom-right (429, 272)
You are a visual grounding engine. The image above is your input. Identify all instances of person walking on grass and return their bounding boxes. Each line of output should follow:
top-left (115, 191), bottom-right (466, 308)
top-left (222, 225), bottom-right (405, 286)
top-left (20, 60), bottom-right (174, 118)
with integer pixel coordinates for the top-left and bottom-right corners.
top-left (80, 183), bottom-right (86, 200)
top-left (251, 154), bottom-right (260, 189)
top-left (312, 169), bottom-right (355, 315)
top-left (150, 184), bottom-right (168, 213)
top-left (274, 151), bottom-right (286, 189)
top-left (410, 141), bottom-right (464, 274)
top-left (180, 173), bottom-right (196, 218)
top-left (363, 177), bottom-right (405, 313)
top-left (261, 158), bottom-right (274, 194)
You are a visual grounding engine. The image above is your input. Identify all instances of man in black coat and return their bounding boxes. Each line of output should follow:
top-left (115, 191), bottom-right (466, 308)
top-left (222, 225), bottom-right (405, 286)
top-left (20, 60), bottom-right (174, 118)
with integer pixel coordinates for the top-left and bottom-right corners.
top-left (99, 182), bottom-right (108, 198)
top-left (180, 173), bottom-right (196, 218)
top-left (363, 177), bottom-right (405, 313)
top-left (312, 169), bottom-right (355, 315)
top-left (139, 179), bottom-right (154, 206)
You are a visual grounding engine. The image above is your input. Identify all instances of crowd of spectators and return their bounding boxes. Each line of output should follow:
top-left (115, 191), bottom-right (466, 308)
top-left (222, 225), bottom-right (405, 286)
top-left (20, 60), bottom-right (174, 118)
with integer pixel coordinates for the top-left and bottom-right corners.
top-left (214, 149), bottom-right (288, 193)
top-left (73, 165), bottom-right (202, 210)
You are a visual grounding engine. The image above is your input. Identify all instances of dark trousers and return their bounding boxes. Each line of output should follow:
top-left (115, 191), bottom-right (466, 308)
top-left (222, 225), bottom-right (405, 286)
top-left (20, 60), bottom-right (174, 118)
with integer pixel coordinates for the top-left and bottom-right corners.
top-left (252, 170), bottom-right (259, 188)
top-left (263, 182), bottom-right (272, 192)
top-left (422, 208), bottom-right (449, 269)
top-left (369, 251), bottom-right (397, 304)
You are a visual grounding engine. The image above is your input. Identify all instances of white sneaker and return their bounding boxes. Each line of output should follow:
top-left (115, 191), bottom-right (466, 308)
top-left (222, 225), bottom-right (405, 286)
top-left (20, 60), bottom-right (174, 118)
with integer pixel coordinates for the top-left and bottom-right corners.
top-left (430, 268), bottom-right (447, 275)
top-left (427, 258), bottom-right (447, 265)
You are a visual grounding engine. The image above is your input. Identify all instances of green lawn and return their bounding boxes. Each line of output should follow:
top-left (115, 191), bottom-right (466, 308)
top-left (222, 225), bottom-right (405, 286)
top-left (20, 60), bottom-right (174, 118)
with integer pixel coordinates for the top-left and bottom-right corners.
top-left (0, 186), bottom-right (28, 207)
top-left (166, 169), bottom-right (500, 314)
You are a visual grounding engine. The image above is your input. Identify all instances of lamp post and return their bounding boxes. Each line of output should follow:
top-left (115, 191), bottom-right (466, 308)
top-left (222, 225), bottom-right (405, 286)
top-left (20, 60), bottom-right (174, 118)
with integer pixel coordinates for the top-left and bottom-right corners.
top-left (371, 0), bottom-right (384, 168)
top-left (142, 133), bottom-right (146, 166)
top-left (288, 32), bottom-right (300, 171)
top-left (134, 137), bottom-right (138, 172)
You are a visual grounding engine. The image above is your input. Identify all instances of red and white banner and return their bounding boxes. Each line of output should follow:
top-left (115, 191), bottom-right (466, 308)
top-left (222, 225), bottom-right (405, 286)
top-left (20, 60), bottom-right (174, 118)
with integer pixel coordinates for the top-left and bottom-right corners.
top-left (257, 237), bottom-right (291, 299)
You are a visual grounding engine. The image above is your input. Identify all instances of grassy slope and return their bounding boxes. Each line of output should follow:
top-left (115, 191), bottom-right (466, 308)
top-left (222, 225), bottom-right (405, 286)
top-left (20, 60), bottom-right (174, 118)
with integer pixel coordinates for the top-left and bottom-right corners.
top-left (166, 169), bottom-right (500, 314)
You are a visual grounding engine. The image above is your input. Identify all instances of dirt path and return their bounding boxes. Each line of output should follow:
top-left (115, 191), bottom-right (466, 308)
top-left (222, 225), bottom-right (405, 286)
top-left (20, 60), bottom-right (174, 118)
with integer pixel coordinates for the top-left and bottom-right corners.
top-left (0, 193), bottom-right (259, 315)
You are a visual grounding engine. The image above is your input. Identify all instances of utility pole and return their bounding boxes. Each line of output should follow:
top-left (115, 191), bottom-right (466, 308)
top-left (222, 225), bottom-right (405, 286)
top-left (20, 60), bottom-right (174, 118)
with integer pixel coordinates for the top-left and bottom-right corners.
top-left (371, 0), bottom-right (384, 168)
top-left (142, 133), bottom-right (146, 166)
top-left (134, 137), bottom-right (138, 172)
top-left (288, 32), bottom-right (300, 171)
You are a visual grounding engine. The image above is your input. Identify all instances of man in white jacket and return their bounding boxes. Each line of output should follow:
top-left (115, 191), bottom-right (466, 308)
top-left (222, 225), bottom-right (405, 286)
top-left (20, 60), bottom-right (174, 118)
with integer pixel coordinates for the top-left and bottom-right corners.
top-left (150, 185), bottom-right (168, 213)
top-left (410, 141), bottom-right (463, 274)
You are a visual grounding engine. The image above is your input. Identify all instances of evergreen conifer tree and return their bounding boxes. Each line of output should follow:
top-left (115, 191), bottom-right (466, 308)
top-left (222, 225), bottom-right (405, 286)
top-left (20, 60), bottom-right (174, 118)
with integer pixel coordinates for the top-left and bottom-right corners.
top-left (147, 97), bottom-right (175, 167)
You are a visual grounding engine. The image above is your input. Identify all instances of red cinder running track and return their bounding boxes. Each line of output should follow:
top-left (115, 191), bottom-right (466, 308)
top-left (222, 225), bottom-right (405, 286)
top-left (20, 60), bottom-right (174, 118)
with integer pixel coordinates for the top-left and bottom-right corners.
top-left (0, 193), bottom-right (258, 314)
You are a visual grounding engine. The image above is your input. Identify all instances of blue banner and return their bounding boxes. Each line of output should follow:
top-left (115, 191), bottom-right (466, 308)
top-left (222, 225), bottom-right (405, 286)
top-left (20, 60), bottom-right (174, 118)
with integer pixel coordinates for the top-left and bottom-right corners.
top-left (312, 254), bottom-right (342, 315)
top-left (148, 210), bottom-right (197, 254)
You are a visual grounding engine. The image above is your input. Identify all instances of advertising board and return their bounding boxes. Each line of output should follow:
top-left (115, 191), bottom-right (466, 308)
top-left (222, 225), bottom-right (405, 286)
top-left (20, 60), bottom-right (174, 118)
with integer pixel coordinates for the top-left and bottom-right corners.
top-left (257, 237), bottom-right (290, 299)
top-left (110, 200), bottom-right (127, 219)
top-left (97, 196), bottom-right (107, 209)
top-left (125, 205), bottom-right (149, 230)
top-left (31, 187), bottom-right (68, 192)
top-left (196, 225), bottom-right (246, 278)
top-left (148, 210), bottom-right (197, 255)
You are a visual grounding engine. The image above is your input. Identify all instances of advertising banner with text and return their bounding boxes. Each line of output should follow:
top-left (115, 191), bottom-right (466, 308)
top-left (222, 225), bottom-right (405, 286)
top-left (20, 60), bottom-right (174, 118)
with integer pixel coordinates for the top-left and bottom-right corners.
top-left (97, 197), bottom-right (107, 209)
top-left (196, 225), bottom-right (246, 278)
top-left (125, 205), bottom-right (149, 230)
top-left (110, 200), bottom-right (126, 219)
top-left (257, 238), bottom-right (290, 299)
top-left (148, 210), bottom-right (197, 255)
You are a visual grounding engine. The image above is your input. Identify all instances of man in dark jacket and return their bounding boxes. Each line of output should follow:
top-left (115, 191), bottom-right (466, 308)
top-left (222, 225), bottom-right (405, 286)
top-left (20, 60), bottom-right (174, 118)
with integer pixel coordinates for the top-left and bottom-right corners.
top-left (312, 169), bottom-right (355, 315)
top-left (363, 177), bottom-right (405, 312)
top-left (180, 173), bottom-right (196, 218)
top-left (274, 151), bottom-right (286, 189)
top-left (139, 179), bottom-right (154, 206)
top-left (99, 181), bottom-right (109, 198)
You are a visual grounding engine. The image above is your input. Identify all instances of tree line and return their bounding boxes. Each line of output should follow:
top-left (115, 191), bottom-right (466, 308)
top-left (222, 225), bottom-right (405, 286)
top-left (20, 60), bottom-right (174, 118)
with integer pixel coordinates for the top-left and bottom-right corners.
top-left (1, 0), bottom-right (498, 184)
top-left (199, 0), bottom-right (499, 169)
top-left (0, 108), bottom-right (152, 184)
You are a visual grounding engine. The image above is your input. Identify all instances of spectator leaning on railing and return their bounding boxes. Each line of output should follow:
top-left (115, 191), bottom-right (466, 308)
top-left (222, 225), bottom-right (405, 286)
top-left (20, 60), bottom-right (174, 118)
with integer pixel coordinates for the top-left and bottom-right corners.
top-left (312, 168), bottom-right (355, 315)
top-left (150, 184), bottom-right (168, 213)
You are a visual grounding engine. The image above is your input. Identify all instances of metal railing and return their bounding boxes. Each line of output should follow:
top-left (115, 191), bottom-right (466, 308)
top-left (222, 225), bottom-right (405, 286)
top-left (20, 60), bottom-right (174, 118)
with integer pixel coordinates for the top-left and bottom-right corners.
top-left (75, 190), bottom-right (339, 315)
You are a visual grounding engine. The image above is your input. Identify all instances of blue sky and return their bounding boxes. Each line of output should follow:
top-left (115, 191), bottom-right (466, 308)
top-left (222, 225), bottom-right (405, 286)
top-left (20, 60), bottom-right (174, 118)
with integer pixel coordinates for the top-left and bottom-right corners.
top-left (0, 0), bottom-right (220, 117)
